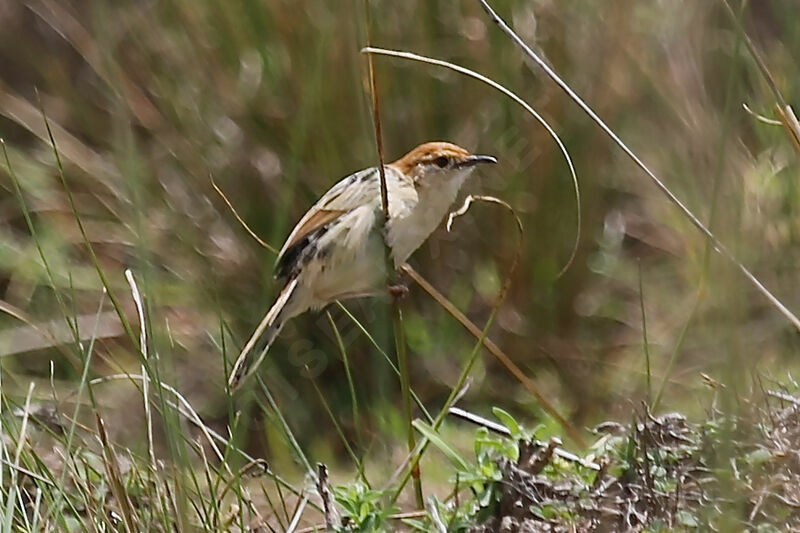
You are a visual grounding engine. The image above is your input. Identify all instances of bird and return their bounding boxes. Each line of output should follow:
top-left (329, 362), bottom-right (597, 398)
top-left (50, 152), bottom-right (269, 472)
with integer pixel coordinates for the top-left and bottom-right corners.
top-left (228, 141), bottom-right (497, 390)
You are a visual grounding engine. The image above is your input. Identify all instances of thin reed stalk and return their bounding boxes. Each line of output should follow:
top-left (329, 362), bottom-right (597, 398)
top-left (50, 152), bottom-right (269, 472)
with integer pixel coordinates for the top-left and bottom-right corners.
top-left (363, 0), bottom-right (423, 509)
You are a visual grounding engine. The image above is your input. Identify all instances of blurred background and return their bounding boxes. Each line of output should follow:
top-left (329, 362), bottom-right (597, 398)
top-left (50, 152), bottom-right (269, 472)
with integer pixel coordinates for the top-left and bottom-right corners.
top-left (0, 0), bottom-right (799, 475)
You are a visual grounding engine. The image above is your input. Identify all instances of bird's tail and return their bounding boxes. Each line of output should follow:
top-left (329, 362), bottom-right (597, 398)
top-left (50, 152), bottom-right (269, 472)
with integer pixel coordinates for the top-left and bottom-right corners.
top-left (228, 278), bottom-right (299, 391)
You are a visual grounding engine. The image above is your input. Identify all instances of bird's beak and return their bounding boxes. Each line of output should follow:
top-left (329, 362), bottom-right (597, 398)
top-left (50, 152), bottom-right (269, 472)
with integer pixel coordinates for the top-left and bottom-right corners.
top-left (457, 154), bottom-right (498, 168)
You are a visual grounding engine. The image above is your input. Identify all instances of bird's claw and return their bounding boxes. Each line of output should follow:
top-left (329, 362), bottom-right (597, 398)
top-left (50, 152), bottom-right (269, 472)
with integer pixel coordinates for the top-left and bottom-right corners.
top-left (388, 284), bottom-right (409, 299)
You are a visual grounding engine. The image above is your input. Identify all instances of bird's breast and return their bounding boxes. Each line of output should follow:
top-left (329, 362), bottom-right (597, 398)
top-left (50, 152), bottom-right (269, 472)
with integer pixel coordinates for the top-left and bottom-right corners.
top-left (387, 170), bottom-right (470, 265)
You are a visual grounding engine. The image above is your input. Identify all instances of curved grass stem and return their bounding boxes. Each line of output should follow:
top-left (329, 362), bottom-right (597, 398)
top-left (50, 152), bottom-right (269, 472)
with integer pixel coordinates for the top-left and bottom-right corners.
top-left (473, 0), bottom-right (800, 332)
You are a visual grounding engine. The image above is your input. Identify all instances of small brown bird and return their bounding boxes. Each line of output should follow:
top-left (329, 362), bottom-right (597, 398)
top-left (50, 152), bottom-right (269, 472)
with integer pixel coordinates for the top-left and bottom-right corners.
top-left (228, 141), bottom-right (496, 390)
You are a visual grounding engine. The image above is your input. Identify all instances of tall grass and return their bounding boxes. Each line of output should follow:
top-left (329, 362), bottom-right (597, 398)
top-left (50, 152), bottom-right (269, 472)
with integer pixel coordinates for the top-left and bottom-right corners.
top-left (0, 0), bottom-right (799, 529)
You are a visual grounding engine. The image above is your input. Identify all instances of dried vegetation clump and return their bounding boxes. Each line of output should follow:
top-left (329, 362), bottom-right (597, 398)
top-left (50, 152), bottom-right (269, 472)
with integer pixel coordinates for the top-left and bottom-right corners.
top-left (470, 395), bottom-right (800, 532)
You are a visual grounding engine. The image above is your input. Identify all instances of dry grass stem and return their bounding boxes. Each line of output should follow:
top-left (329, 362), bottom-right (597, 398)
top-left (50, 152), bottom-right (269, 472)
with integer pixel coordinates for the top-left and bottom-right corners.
top-left (475, 0), bottom-right (800, 332)
top-left (361, 46), bottom-right (581, 280)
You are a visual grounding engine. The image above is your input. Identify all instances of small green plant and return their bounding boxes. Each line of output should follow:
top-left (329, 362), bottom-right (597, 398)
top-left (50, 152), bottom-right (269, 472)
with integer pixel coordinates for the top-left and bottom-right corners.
top-left (445, 409), bottom-right (540, 524)
top-left (332, 482), bottom-right (397, 532)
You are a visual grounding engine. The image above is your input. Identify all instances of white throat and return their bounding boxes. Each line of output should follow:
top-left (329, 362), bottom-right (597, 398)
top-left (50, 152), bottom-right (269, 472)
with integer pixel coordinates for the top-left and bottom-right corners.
top-left (388, 168), bottom-right (473, 266)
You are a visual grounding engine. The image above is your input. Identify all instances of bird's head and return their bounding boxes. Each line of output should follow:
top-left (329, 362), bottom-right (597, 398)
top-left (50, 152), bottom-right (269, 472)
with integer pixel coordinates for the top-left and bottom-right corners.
top-left (389, 141), bottom-right (497, 186)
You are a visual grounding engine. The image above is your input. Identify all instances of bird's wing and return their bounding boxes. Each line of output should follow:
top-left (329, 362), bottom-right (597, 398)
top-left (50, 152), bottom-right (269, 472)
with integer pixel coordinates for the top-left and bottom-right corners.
top-left (275, 167), bottom-right (382, 277)
top-left (279, 208), bottom-right (347, 254)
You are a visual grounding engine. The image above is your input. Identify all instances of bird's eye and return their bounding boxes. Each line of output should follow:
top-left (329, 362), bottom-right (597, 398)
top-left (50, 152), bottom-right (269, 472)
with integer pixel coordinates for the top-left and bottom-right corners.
top-left (434, 156), bottom-right (449, 168)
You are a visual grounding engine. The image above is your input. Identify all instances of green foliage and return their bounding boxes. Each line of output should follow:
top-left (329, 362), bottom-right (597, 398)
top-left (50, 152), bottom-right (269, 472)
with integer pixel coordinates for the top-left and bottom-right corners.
top-left (413, 420), bottom-right (470, 471)
top-left (467, 428), bottom-right (512, 509)
top-left (332, 482), bottom-right (397, 532)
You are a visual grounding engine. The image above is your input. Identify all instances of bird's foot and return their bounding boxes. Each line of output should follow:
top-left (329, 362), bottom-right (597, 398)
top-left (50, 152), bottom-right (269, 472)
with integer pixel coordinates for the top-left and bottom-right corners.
top-left (388, 284), bottom-right (409, 300)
